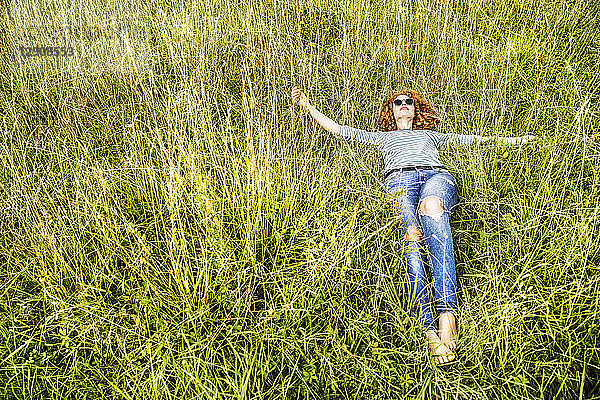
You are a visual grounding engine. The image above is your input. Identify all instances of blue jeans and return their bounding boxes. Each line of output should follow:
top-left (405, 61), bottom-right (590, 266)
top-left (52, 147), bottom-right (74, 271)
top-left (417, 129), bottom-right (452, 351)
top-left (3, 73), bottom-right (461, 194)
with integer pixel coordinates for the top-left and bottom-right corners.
top-left (386, 168), bottom-right (459, 331)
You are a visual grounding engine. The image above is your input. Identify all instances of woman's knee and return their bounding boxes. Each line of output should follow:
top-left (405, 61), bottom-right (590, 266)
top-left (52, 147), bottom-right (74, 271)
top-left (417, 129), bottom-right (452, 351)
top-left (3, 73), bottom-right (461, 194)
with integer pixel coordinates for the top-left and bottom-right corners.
top-left (404, 225), bottom-right (424, 241)
top-left (419, 196), bottom-right (445, 223)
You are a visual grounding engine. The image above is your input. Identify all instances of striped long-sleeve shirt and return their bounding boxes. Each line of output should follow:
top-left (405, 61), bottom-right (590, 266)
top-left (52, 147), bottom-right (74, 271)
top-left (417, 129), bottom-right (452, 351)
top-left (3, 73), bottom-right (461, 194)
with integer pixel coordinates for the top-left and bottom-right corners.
top-left (338, 125), bottom-right (483, 177)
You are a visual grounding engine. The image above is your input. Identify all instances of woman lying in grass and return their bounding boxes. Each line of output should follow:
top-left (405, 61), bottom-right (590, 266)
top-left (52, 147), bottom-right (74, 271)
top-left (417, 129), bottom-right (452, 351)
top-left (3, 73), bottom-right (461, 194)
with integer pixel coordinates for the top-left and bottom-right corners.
top-left (291, 87), bottom-right (537, 365)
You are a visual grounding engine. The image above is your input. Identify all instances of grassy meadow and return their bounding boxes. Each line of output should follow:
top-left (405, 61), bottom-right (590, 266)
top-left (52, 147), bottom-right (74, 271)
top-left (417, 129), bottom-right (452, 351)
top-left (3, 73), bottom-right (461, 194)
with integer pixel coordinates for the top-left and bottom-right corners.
top-left (1, 0), bottom-right (600, 398)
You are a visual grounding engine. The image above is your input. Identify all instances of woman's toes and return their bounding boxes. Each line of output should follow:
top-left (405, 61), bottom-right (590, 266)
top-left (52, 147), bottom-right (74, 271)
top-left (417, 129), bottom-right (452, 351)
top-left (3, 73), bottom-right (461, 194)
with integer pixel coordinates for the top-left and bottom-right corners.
top-left (446, 339), bottom-right (456, 351)
top-left (426, 330), bottom-right (456, 365)
top-left (437, 352), bottom-right (455, 365)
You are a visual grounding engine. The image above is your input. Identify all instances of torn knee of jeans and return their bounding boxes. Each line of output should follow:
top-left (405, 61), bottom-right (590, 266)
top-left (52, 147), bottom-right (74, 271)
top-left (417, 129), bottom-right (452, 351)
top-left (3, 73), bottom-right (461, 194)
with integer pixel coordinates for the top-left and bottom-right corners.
top-left (404, 225), bottom-right (423, 241)
top-left (419, 196), bottom-right (445, 223)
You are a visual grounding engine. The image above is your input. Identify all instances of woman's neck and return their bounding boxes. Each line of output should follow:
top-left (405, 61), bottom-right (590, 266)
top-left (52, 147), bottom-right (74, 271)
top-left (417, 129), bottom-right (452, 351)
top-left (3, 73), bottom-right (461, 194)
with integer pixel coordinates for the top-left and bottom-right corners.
top-left (396, 118), bottom-right (413, 130)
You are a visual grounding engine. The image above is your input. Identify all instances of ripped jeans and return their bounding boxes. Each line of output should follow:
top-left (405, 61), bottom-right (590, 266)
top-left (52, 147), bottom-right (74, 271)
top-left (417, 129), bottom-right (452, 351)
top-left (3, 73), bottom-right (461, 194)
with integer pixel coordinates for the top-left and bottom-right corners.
top-left (386, 168), bottom-right (459, 331)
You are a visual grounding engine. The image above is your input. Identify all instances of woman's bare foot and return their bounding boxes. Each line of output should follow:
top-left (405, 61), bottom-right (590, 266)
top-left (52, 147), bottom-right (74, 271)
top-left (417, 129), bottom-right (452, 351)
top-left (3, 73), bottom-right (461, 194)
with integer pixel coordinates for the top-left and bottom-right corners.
top-left (438, 312), bottom-right (457, 351)
top-left (425, 329), bottom-right (455, 365)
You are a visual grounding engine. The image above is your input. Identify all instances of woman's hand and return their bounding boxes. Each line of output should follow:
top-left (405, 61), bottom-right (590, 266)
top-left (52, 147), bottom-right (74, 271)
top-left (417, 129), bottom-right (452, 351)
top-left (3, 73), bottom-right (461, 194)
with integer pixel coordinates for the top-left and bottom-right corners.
top-left (292, 87), bottom-right (309, 109)
top-left (519, 135), bottom-right (538, 144)
top-left (291, 87), bottom-right (339, 134)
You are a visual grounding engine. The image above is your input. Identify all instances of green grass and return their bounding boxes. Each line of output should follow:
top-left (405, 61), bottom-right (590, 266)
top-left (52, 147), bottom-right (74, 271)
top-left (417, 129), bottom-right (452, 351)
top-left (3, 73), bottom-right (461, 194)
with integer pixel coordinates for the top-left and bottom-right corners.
top-left (1, 0), bottom-right (599, 398)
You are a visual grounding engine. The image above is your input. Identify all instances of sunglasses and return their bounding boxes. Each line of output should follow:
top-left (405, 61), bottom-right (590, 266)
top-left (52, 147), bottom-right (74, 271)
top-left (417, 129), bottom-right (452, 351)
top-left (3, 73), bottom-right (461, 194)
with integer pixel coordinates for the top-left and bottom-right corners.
top-left (393, 98), bottom-right (414, 106)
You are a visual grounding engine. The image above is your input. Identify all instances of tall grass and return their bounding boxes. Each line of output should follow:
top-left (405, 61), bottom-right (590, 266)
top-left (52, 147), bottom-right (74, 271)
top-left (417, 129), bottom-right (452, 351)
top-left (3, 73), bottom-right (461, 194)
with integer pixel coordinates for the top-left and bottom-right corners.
top-left (1, 0), bottom-right (599, 398)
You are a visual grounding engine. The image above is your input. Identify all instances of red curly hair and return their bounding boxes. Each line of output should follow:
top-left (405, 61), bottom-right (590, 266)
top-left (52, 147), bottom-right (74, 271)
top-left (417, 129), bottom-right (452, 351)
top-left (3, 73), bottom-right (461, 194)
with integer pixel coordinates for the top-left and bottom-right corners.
top-left (377, 90), bottom-right (440, 131)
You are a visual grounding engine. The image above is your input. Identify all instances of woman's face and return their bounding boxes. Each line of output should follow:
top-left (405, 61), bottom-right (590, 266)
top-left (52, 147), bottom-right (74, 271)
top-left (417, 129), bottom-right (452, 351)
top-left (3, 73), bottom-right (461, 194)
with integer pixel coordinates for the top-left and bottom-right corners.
top-left (393, 94), bottom-right (415, 122)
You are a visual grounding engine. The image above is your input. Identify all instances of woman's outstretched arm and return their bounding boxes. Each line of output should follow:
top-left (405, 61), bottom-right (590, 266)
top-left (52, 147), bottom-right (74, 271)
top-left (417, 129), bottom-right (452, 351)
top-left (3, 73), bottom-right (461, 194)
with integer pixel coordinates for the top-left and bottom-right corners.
top-left (431, 132), bottom-right (539, 147)
top-left (473, 135), bottom-right (539, 144)
top-left (292, 87), bottom-right (340, 135)
top-left (291, 87), bottom-right (385, 146)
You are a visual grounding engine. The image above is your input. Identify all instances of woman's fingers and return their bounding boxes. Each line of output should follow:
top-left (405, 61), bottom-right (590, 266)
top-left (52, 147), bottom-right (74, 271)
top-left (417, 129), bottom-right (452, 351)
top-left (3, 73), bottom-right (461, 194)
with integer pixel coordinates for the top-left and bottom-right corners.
top-left (522, 135), bottom-right (538, 144)
top-left (291, 87), bottom-right (301, 104)
top-left (515, 135), bottom-right (538, 144)
top-left (291, 87), bottom-right (307, 107)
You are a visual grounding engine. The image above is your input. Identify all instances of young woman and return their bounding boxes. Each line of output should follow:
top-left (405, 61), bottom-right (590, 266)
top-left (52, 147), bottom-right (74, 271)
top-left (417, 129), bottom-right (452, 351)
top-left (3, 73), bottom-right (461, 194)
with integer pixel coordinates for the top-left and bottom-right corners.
top-left (291, 87), bottom-right (536, 365)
